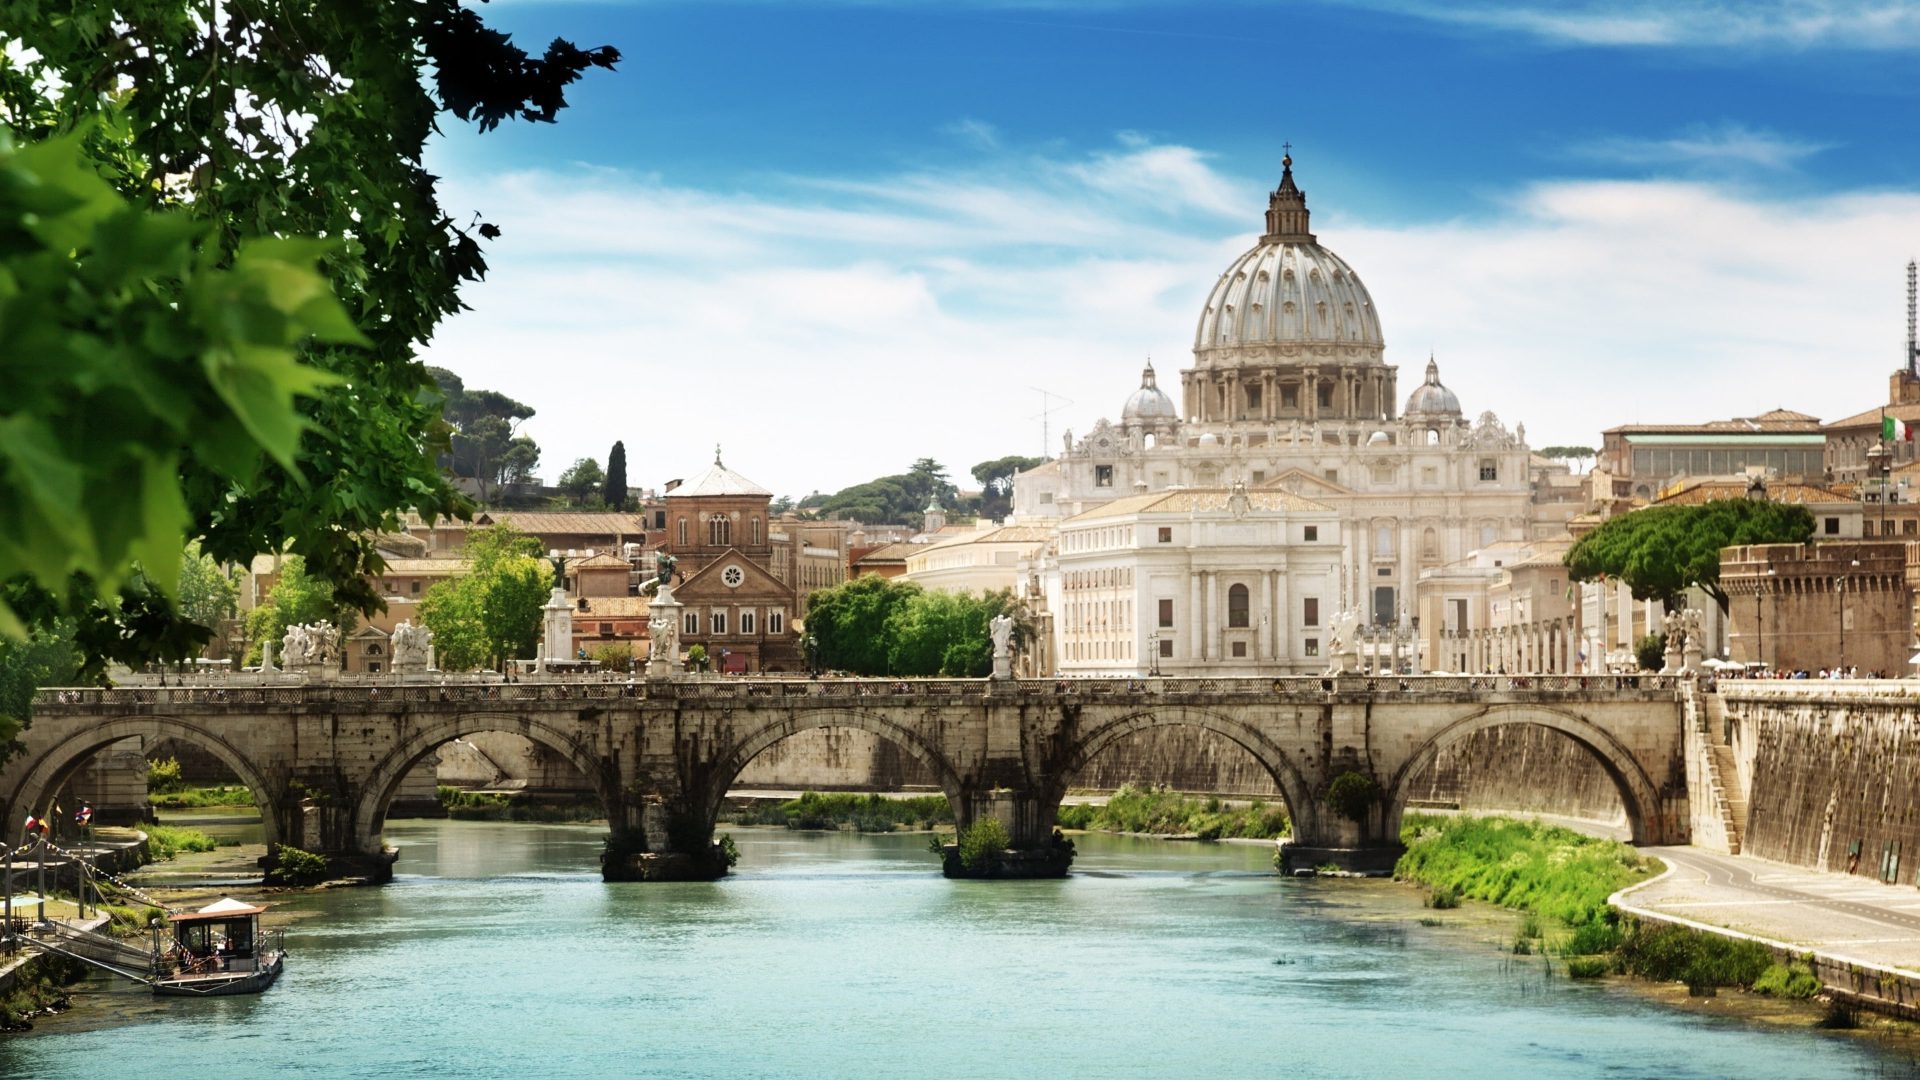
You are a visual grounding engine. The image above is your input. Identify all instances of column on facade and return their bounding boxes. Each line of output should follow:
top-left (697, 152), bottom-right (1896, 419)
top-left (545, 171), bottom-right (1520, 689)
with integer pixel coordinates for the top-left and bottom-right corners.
top-left (1225, 370), bottom-right (1240, 422)
top-left (1398, 523), bottom-right (1415, 628)
top-left (1273, 571), bottom-right (1290, 664)
top-left (1354, 517), bottom-right (1370, 622)
top-left (1261, 370), bottom-right (1275, 422)
top-left (1206, 571), bottom-right (1222, 663)
top-left (1303, 366), bottom-right (1319, 421)
top-left (1257, 569), bottom-right (1274, 661)
top-left (1615, 580), bottom-right (1632, 649)
top-left (1182, 375), bottom-right (1196, 423)
top-left (1188, 571), bottom-right (1203, 662)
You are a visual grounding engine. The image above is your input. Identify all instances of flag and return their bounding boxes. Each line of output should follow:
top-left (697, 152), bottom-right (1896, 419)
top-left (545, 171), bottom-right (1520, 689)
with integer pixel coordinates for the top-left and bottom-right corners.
top-left (1884, 416), bottom-right (1915, 442)
top-left (22, 815), bottom-right (43, 836)
top-left (74, 805), bottom-right (92, 827)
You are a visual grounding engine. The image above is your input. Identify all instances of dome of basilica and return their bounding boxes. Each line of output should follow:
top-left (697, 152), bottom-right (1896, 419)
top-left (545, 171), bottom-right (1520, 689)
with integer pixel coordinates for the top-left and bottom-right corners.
top-left (1403, 356), bottom-right (1462, 417)
top-left (1122, 364), bottom-right (1177, 422)
top-left (1192, 156), bottom-right (1384, 364)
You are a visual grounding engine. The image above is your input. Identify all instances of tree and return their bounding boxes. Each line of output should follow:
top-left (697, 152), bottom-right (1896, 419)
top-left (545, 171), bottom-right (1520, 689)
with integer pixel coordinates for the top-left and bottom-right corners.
top-left (1539, 446), bottom-right (1600, 473)
top-left (808, 460), bottom-right (961, 524)
top-left (0, 621), bottom-right (79, 755)
top-left (177, 545), bottom-right (240, 655)
top-left (1565, 500), bottom-right (1814, 613)
top-left (805, 576), bottom-right (922, 675)
top-left (429, 366), bottom-right (540, 501)
top-left (971, 455), bottom-right (1046, 521)
top-left (886, 588), bottom-right (1018, 677)
top-left (0, 2), bottom-right (617, 670)
top-left (559, 458), bottom-right (606, 507)
top-left (604, 442), bottom-right (629, 511)
top-left (244, 556), bottom-right (353, 664)
top-left (417, 525), bottom-right (551, 670)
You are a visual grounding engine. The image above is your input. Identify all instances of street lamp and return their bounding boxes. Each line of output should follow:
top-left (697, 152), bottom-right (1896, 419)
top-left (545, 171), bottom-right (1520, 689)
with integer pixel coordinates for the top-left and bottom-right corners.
top-left (1868, 441), bottom-right (1892, 536)
top-left (1837, 558), bottom-right (1861, 675)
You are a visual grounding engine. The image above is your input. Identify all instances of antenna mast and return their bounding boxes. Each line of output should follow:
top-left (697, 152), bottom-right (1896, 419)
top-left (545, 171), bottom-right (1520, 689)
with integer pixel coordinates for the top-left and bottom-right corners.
top-left (1029, 386), bottom-right (1074, 459)
top-left (1907, 259), bottom-right (1917, 377)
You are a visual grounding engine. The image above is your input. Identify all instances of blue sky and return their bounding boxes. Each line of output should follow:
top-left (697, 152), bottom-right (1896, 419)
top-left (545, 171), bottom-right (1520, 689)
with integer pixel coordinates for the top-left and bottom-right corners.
top-left (420, 0), bottom-right (1920, 499)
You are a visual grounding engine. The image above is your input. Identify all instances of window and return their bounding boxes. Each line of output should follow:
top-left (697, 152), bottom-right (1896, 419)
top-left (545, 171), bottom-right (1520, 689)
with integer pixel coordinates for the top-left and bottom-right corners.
top-left (1480, 524), bottom-right (1496, 547)
top-left (1317, 383), bottom-right (1333, 409)
top-left (1157, 527), bottom-right (1173, 544)
top-left (1228, 584), bottom-right (1250, 628)
top-left (599, 622), bottom-right (613, 637)
top-left (740, 611), bottom-right (756, 635)
top-left (1231, 641), bottom-right (1247, 658)
top-left (1824, 517), bottom-right (1840, 535)
top-left (751, 517), bottom-right (762, 545)
top-left (711, 611), bottom-right (728, 635)
top-left (1251, 470), bottom-right (1265, 484)
top-left (368, 661), bottom-right (382, 673)
top-left (1303, 597), bottom-right (1319, 627)
top-left (1377, 567), bottom-right (1392, 577)
top-left (1304, 525), bottom-right (1318, 542)
top-left (1305, 638), bottom-right (1319, 657)
top-left (1375, 526), bottom-right (1393, 554)
top-left (655, 511), bottom-right (667, 529)
top-left (769, 611), bottom-right (785, 635)
top-left (1159, 637), bottom-right (1173, 658)
top-left (683, 612), bottom-right (698, 635)
top-left (1907, 520), bottom-right (1918, 537)
top-left (709, 514), bottom-right (732, 546)
top-left (1039, 491), bottom-right (1054, 504)
top-left (1245, 384), bottom-right (1261, 411)
top-left (1282, 385), bottom-right (1298, 408)
top-left (1479, 459), bottom-right (1498, 482)
top-left (1323, 470), bottom-right (1338, 484)
top-left (410, 581), bottom-right (421, 595)
top-left (677, 518), bottom-right (688, 546)
top-left (1158, 598), bottom-right (1174, 628)
top-left (1095, 465), bottom-right (1114, 487)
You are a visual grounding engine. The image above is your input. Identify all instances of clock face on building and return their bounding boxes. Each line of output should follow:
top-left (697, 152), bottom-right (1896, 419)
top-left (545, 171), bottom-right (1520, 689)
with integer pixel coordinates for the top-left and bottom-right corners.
top-left (721, 565), bottom-right (745, 588)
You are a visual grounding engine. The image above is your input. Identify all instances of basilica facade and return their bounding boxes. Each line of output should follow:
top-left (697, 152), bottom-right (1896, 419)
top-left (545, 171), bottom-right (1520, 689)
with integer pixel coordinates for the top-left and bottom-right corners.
top-left (1012, 157), bottom-right (1544, 675)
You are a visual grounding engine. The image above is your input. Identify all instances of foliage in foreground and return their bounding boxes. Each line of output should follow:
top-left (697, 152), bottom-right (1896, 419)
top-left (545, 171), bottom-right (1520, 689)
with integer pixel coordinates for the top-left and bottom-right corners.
top-left (1395, 814), bottom-right (1656, 927)
top-left (1054, 784), bottom-right (1290, 841)
top-left (727, 791), bottom-right (953, 832)
top-left (1, 621), bottom-right (80, 751)
top-left (266, 845), bottom-right (331, 886)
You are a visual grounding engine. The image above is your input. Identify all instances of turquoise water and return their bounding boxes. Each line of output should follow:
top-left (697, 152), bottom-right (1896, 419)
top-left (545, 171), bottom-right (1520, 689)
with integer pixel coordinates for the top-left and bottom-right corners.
top-left (5, 822), bottom-right (1918, 1079)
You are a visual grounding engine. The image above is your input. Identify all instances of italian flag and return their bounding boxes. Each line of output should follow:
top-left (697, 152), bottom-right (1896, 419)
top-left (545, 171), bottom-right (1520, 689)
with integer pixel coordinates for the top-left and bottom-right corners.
top-left (1886, 416), bottom-right (1915, 442)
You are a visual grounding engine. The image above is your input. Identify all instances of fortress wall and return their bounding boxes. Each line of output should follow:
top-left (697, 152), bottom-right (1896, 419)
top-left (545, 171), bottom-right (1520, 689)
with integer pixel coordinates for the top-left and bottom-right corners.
top-left (1724, 687), bottom-right (1920, 877)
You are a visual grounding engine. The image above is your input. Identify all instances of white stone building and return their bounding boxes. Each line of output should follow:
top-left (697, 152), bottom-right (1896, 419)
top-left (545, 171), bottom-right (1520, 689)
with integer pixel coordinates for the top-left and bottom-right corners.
top-left (1053, 485), bottom-right (1341, 675)
top-left (1012, 156), bottom-right (1541, 672)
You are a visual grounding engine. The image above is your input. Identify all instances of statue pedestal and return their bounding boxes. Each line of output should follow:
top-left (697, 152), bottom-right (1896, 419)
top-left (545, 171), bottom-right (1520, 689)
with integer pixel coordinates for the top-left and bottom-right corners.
top-left (646, 584), bottom-right (684, 679)
top-left (541, 587), bottom-right (574, 665)
top-left (992, 655), bottom-right (1012, 680)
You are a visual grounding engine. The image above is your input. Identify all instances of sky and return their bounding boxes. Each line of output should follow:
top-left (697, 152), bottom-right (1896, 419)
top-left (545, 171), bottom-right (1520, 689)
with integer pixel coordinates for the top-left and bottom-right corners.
top-left (419, 0), bottom-right (1920, 501)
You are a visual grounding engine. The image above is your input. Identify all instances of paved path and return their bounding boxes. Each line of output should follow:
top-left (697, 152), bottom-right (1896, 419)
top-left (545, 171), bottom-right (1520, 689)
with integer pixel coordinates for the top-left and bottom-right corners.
top-left (1630, 845), bottom-right (1920, 972)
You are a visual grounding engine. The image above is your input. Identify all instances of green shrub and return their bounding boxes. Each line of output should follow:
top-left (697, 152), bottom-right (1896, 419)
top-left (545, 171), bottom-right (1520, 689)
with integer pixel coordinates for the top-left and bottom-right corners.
top-left (1512, 933), bottom-right (1533, 955)
top-left (1053, 785), bottom-right (1289, 840)
top-left (1561, 920), bottom-right (1623, 956)
top-left (145, 825), bottom-right (217, 861)
top-left (266, 845), bottom-right (331, 886)
top-left (1325, 771), bottom-right (1378, 823)
top-left (957, 817), bottom-right (1011, 871)
top-left (1751, 961), bottom-right (1822, 999)
top-left (1519, 913), bottom-right (1542, 940)
top-left (146, 757), bottom-right (184, 794)
top-left (733, 791), bottom-right (955, 832)
top-left (1425, 884), bottom-right (1460, 909)
top-left (1617, 921), bottom-right (1773, 991)
top-left (1566, 956), bottom-right (1610, 979)
top-left (149, 784), bottom-right (256, 809)
top-left (1395, 814), bottom-right (1655, 927)
top-left (716, 834), bottom-right (740, 869)
top-left (1635, 633), bottom-right (1667, 673)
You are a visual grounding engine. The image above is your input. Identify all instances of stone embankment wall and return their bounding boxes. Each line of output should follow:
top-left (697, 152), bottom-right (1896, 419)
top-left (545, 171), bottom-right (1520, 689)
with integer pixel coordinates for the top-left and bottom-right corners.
top-left (734, 729), bottom-right (934, 791)
top-left (1721, 683), bottom-right (1920, 878)
top-left (1397, 725), bottom-right (1624, 825)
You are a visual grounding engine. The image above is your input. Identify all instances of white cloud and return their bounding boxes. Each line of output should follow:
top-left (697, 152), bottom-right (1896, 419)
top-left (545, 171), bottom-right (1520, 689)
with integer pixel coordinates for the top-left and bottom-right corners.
top-left (1351, 0), bottom-right (1920, 49)
top-left (1567, 123), bottom-right (1835, 171)
top-left (423, 138), bottom-right (1920, 503)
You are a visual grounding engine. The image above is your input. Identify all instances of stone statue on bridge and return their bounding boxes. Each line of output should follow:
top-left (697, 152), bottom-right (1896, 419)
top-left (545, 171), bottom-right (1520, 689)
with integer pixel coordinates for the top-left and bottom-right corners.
top-left (989, 613), bottom-right (1016, 680)
top-left (281, 623), bottom-right (310, 669)
top-left (308, 620), bottom-right (340, 670)
top-left (1679, 608), bottom-right (1705, 677)
top-left (648, 608), bottom-right (679, 666)
top-left (1660, 610), bottom-right (1685, 674)
top-left (1326, 609), bottom-right (1363, 674)
top-left (391, 621), bottom-right (433, 673)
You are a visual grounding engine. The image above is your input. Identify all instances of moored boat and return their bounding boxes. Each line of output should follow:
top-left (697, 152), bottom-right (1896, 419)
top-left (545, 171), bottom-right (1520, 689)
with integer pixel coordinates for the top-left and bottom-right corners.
top-left (152, 897), bottom-right (285, 997)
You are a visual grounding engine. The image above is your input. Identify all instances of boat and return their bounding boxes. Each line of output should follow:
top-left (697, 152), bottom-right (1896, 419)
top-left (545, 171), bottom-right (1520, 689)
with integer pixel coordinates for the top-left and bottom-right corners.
top-left (151, 897), bottom-right (286, 997)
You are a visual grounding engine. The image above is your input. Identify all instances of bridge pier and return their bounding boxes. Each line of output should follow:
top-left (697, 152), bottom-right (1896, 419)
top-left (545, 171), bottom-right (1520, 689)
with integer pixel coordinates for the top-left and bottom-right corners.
top-left (941, 789), bottom-right (1074, 879)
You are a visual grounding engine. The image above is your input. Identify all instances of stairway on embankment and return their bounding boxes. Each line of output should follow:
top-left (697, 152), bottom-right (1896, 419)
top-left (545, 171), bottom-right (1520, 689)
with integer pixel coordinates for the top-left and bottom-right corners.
top-left (1689, 689), bottom-right (1748, 854)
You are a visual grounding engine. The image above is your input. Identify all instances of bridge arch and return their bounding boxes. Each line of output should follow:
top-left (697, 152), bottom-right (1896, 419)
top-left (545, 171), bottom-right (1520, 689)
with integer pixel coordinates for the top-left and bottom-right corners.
top-left (5, 716), bottom-right (282, 847)
top-left (703, 707), bottom-right (969, 827)
top-left (352, 712), bottom-right (622, 853)
top-left (1055, 706), bottom-right (1318, 837)
top-left (1385, 704), bottom-right (1665, 845)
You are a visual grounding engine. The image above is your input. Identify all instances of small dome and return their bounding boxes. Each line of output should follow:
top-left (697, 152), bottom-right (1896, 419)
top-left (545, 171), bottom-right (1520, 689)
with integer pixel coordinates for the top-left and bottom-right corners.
top-left (1366, 430), bottom-right (1390, 446)
top-left (1122, 363), bottom-right (1177, 422)
top-left (1197, 432), bottom-right (1220, 447)
top-left (1404, 356), bottom-right (1462, 417)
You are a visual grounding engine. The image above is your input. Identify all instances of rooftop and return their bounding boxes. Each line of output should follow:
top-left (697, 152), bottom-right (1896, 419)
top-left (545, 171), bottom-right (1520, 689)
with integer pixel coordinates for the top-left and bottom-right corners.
top-left (1065, 487), bottom-right (1332, 521)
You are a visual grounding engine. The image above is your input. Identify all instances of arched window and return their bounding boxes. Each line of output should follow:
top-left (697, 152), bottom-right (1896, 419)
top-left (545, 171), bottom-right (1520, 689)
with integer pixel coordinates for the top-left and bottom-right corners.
top-left (1374, 526), bottom-right (1393, 554)
top-left (708, 514), bottom-right (731, 547)
top-left (1227, 584), bottom-right (1250, 628)
top-left (677, 517), bottom-right (688, 546)
top-left (751, 516), bottom-right (761, 545)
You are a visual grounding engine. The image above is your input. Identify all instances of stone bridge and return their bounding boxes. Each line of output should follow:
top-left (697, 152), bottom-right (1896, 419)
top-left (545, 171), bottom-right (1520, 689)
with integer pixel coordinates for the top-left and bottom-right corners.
top-left (4, 674), bottom-right (1689, 879)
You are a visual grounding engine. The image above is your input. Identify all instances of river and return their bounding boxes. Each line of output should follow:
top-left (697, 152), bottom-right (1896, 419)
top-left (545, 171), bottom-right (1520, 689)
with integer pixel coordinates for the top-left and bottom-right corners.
top-left (4, 821), bottom-right (1918, 1079)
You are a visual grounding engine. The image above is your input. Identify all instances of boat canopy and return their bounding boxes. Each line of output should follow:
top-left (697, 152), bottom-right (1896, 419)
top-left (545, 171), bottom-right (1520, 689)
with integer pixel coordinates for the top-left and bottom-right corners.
top-left (169, 897), bottom-right (267, 923)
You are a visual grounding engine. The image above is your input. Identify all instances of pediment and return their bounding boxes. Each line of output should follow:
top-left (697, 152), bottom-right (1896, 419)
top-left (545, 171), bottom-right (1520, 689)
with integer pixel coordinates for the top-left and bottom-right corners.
top-left (1255, 467), bottom-right (1355, 498)
top-left (675, 549), bottom-right (794, 601)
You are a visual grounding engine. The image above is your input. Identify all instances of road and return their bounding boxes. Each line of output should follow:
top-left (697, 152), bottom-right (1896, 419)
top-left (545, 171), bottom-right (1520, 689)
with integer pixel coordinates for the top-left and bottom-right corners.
top-left (1630, 844), bottom-right (1920, 971)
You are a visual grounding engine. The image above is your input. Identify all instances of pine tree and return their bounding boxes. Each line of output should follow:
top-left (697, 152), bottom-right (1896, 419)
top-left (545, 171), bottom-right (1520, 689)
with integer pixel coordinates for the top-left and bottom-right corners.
top-left (605, 441), bottom-right (629, 511)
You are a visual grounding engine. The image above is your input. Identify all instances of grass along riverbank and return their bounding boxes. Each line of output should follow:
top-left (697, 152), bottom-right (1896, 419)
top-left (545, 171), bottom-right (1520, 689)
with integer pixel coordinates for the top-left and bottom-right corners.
top-left (1397, 814), bottom-right (1833, 1004)
top-left (725, 791), bottom-right (953, 832)
top-left (1054, 785), bottom-right (1289, 840)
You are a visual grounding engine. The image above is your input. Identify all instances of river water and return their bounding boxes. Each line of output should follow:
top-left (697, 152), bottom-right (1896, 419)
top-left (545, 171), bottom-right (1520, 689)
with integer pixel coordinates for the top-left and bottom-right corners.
top-left (5, 821), bottom-right (1918, 1079)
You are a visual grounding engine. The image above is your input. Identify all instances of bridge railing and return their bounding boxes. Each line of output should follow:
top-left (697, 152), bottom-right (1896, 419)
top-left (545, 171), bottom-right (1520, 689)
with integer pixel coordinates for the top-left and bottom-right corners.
top-left (32, 673), bottom-right (1682, 710)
